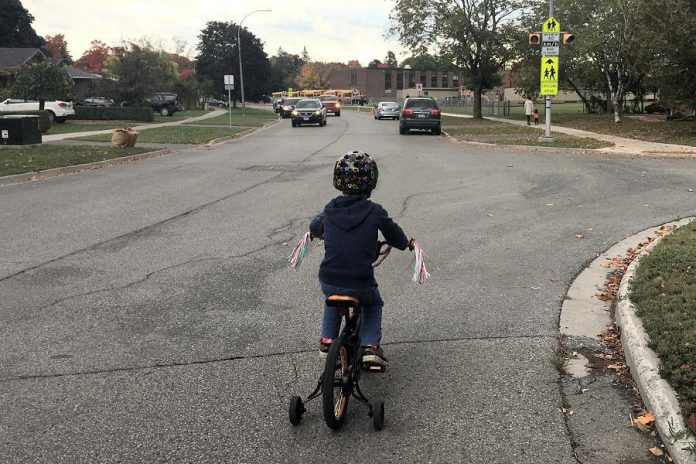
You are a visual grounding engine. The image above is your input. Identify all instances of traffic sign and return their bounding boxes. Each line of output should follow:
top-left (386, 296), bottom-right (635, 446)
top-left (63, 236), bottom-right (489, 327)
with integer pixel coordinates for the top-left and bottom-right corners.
top-left (542, 17), bottom-right (560, 33)
top-left (540, 57), bottom-right (559, 96)
top-left (224, 74), bottom-right (234, 90)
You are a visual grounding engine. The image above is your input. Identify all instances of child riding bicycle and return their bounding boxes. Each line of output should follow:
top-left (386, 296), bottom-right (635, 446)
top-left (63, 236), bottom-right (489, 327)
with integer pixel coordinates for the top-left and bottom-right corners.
top-left (309, 151), bottom-right (413, 367)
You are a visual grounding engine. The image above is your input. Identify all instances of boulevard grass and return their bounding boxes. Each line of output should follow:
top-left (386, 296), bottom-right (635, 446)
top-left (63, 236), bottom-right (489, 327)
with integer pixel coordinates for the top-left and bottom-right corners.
top-left (74, 126), bottom-right (248, 145)
top-left (0, 145), bottom-right (149, 177)
top-left (630, 221), bottom-right (696, 430)
top-left (441, 116), bottom-right (613, 149)
top-left (188, 107), bottom-right (277, 127)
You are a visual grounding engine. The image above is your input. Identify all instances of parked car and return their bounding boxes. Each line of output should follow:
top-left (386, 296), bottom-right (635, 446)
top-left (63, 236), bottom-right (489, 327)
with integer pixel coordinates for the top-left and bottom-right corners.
top-left (318, 95), bottom-right (341, 116)
top-left (399, 97), bottom-right (441, 135)
top-left (272, 98), bottom-right (285, 113)
top-left (0, 98), bottom-right (75, 123)
top-left (205, 98), bottom-right (227, 107)
top-left (75, 97), bottom-right (114, 107)
top-left (149, 93), bottom-right (181, 116)
top-left (291, 99), bottom-right (327, 127)
top-left (375, 101), bottom-right (400, 120)
top-left (280, 97), bottom-right (302, 118)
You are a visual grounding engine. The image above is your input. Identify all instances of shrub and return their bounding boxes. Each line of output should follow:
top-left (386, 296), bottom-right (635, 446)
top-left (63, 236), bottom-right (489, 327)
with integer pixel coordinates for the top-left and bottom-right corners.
top-left (74, 106), bottom-right (154, 122)
top-left (0, 110), bottom-right (52, 133)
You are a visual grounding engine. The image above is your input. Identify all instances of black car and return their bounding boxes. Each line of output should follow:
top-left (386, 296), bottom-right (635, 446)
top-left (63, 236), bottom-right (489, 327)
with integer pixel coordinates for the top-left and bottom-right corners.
top-left (291, 99), bottom-right (327, 127)
top-left (279, 98), bottom-right (302, 118)
top-left (205, 98), bottom-right (227, 107)
top-left (399, 97), bottom-right (441, 135)
top-left (149, 93), bottom-right (182, 116)
top-left (272, 98), bottom-right (285, 113)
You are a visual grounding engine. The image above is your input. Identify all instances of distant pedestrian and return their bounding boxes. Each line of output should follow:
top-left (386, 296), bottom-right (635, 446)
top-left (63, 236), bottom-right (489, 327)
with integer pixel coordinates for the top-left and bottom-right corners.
top-left (524, 98), bottom-right (534, 125)
top-left (533, 108), bottom-right (539, 125)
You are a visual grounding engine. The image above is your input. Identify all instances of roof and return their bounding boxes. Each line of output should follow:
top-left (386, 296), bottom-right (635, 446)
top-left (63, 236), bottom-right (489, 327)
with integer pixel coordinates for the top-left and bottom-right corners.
top-left (0, 48), bottom-right (46, 69)
top-left (66, 66), bottom-right (102, 80)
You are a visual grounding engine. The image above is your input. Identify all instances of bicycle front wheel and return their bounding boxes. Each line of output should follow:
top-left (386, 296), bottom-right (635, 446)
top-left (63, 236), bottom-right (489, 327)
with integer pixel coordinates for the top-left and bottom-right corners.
top-left (322, 336), bottom-right (350, 429)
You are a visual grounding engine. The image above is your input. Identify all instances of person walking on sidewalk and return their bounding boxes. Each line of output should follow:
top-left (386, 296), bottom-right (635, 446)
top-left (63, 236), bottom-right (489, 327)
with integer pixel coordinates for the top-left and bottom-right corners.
top-left (533, 108), bottom-right (539, 125)
top-left (524, 98), bottom-right (534, 125)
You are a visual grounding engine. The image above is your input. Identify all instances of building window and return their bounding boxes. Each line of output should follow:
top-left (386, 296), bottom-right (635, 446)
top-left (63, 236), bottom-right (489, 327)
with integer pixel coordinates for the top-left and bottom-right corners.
top-left (350, 71), bottom-right (357, 87)
top-left (397, 71), bottom-right (403, 90)
top-left (442, 72), bottom-right (448, 88)
top-left (431, 74), bottom-right (438, 88)
top-left (384, 72), bottom-right (392, 91)
top-left (408, 71), bottom-right (415, 88)
top-left (452, 75), bottom-right (459, 89)
top-left (419, 72), bottom-right (426, 86)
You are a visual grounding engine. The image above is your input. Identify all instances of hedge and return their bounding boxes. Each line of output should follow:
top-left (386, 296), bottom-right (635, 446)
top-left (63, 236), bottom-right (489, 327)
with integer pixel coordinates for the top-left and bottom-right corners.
top-left (0, 110), bottom-right (52, 133)
top-left (74, 106), bottom-right (154, 122)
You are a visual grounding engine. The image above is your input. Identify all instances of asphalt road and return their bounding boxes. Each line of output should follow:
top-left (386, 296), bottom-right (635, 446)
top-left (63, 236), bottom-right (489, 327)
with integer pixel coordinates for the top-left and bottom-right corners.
top-left (1, 111), bottom-right (695, 463)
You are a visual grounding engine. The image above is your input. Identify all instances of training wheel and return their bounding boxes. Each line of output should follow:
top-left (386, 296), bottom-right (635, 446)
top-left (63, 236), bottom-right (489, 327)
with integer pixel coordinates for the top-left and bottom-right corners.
top-left (372, 400), bottom-right (385, 430)
top-left (289, 396), bottom-right (304, 425)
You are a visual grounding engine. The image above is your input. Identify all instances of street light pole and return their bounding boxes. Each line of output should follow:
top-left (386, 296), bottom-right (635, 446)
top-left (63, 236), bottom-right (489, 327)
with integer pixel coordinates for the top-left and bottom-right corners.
top-left (238, 9), bottom-right (271, 116)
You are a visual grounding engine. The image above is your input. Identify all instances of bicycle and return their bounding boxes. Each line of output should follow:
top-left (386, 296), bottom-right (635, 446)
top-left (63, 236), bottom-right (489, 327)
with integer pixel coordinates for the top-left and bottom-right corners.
top-left (288, 242), bottom-right (394, 431)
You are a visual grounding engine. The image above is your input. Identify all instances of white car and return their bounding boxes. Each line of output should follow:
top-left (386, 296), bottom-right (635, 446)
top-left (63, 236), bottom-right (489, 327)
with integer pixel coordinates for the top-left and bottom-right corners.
top-left (0, 99), bottom-right (75, 123)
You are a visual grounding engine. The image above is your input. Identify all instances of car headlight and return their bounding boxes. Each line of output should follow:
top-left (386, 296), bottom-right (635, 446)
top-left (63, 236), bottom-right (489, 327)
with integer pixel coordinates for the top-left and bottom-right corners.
top-left (283, 106), bottom-right (291, 111)
top-left (292, 110), bottom-right (299, 116)
top-left (314, 110), bottom-right (322, 115)
top-left (335, 103), bottom-right (341, 108)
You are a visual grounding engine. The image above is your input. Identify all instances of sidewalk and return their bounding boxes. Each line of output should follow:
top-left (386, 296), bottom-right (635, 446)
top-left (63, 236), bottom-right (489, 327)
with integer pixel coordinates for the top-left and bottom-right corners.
top-left (443, 112), bottom-right (696, 157)
top-left (42, 108), bottom-right (228, 143)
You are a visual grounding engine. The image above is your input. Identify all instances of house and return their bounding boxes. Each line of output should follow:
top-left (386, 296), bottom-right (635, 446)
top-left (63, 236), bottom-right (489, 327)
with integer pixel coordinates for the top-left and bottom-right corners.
top-left (0, 48), bottom-right (102, 100)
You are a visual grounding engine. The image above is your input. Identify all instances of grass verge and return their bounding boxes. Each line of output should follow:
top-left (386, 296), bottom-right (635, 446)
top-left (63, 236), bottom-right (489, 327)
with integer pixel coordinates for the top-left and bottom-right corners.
top-left (152, 109), bottom-right (213, 123)
top-left (188, 107), bottom-right (277, 127)
top-left (443, 117), bottom-right (613, 149)
top-left (630, 220), bottom-right (696, 430)
top-left (73, 126), bottom-right (248, 144)
top-left (47, 122), bottom-right (123, 135)
top-left (0, 145), bottom-right (149, 177)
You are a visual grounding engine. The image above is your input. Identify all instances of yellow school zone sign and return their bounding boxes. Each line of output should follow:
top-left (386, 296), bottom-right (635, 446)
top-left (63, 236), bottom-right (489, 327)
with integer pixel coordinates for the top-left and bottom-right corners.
top-left (540, 57), bottom-right (559, 96)
top-left (542, 17), bottom-right (560, 33)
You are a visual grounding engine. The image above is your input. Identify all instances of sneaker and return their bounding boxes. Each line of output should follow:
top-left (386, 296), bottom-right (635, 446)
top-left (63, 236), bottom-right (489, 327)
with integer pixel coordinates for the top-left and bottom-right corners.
top-left (362, 345), bottom-right (388, 366)
top-left (319, 337), bottom-right (332, 359)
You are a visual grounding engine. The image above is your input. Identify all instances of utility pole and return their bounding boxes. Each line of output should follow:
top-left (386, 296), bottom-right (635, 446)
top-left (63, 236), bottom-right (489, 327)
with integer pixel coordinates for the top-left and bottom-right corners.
top-left (238, 9), bottom-right (271, 116)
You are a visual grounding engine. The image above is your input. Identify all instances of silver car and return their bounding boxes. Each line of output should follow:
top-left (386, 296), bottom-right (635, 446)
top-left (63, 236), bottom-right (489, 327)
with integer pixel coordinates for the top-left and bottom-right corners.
top-left (374, 101), bottom-right (400, 120)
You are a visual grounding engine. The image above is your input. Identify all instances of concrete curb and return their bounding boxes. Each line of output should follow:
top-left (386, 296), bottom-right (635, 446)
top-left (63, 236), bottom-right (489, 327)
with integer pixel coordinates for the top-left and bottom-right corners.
top-left (616, 218), bottom-right (696, 464)
top-left (204, 118), bottom-right (280, 146)
top-left (0, 149), bottom-right (171, 187)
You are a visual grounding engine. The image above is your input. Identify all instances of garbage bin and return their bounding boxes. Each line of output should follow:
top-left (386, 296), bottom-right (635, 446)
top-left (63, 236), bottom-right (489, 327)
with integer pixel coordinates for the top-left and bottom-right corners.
top-left (0, 115), bottom-right (42, 145)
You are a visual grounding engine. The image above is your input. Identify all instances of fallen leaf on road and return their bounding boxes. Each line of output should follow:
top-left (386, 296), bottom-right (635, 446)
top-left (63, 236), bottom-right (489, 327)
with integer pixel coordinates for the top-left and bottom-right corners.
top-left (600, 262), bottom-right (611, 268)
top-left (648, 447), bottom-right (664, 457)
top-left (506, 164), bottom-right (513, 167)
top-left (487, 213), bottom-right (494, 217)
top-left (688, 412), bottom-right (696, 429)
top-left (688, 188), bottom-right (693, 192)
top-left (607, 363), bottom-right (626, 371)
top-left (576, 234), bottom-right (584, 239)
top-left (546, 203), bottom-right (554, 207)
top-left (634, 412), bottom-right (656, 426)
top-left (635, 423), bottom-right (651, 433)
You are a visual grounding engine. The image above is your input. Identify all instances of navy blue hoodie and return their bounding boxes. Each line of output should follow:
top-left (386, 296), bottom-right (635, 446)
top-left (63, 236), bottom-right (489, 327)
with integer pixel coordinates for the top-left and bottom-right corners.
top-left (310, 195), bottom-right (409, 288)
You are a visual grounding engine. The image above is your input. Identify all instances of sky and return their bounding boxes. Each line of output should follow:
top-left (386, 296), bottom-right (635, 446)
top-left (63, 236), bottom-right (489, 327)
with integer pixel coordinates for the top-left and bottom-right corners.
top-left (22, 0), bottom-right (408, 65)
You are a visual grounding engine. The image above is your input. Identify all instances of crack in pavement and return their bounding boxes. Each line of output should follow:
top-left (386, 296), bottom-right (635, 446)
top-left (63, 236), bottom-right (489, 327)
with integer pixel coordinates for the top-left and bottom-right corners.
top-left (396, 186), bottom-right (471, 218)
top-left (0, 333), bottom-right (554, 384)
top-left (2, 117), bottom-right (351, 284)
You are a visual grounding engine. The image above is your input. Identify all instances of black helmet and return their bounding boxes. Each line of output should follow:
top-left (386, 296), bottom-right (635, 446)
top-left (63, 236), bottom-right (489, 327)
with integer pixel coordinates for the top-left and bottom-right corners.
top-left (333, 151), bottom-right (378, 194)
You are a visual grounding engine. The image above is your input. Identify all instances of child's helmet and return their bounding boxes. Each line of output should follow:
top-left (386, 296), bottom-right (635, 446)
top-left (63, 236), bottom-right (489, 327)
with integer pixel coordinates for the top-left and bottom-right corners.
top-left (333, 150), bottom-right (378, 193)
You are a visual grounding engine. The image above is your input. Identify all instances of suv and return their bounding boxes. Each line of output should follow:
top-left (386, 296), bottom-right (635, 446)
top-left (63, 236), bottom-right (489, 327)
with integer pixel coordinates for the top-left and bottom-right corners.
top-left (399, 97), bottom-right (441, 135)
top-left (149, 93), bottom-right (181, 116)
top-left (0, 98), bottom-right (75, 123)
top-left (318, 95), bottom-right (341, 116)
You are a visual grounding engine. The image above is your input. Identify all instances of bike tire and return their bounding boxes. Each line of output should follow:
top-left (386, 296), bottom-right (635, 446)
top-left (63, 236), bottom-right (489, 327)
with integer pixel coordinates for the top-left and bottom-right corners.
top-left (322, 336), bottom-right (350, 429)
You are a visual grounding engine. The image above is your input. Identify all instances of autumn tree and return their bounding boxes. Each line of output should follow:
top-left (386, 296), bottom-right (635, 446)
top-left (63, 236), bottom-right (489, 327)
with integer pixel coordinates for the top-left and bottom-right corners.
top-left (384, 51), bottom-right (398, 67)
top-left (390, 0), bottom-right (540, 118)
top-left (74, 41), bottom-right (115, 74)
top-left (0, 0), bottom-right (44, 48)
top-left (296, 62), bottom-right (335, 89)
top-left (12, 61), bottom-right (75, 110)
top-left (347, 60), bottom-right (362, 68)
top-left (367, 59), bottom-right (383, 69)
top-left (270, 47), bottom-right (306, 91)
top-left (42, 34), bottom-right (72, 63)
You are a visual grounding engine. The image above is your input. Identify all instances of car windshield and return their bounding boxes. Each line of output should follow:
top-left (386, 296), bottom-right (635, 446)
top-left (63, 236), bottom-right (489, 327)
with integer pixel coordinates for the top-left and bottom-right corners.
top-left (285, 99), bottom-right (300, 105)
top-left (319, 96), bottom-right (336, 101)
top-left (405, 99), bottom-right (438, 109)
top-left (297, 100), bottom-right (321, 108)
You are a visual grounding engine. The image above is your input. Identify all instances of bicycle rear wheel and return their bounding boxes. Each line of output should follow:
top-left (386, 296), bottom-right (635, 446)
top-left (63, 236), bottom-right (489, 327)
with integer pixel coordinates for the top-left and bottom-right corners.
top-left (322, 336), bottom-right (350, 429)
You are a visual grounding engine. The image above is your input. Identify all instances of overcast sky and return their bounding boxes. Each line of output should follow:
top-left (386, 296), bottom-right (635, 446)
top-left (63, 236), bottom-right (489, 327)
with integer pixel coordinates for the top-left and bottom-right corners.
top-left (23, 0), bottom-right (408, 65)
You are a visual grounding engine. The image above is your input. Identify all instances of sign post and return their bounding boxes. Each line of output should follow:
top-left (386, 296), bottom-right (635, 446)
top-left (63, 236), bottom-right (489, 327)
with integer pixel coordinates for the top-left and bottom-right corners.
top-left (224, 75), bottom-right (235, 129)
top-left (540, 14), bottom-right (560, 141)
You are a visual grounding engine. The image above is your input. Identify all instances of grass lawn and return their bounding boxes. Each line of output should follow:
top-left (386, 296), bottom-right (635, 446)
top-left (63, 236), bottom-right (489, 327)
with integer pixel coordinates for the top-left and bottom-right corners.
top-left (152, 109), bottom-right (213, 123)
top-left (188, 107), bottom-right (277, 127)
top-left (74, 126), bottom-right (248, 144)
top-left (0, 145), bottom-right (150, 176)
top-left (47, 121), bottom-right (123, 135)
top-left (442, 116), bottom-right (613, 149)
top-left (630, 221), bottom-right (696, 430)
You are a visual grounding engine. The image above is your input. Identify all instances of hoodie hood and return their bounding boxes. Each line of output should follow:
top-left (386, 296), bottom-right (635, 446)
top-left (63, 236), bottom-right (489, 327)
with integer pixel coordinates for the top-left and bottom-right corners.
top-left (324, 195), bottom-right (375, 231)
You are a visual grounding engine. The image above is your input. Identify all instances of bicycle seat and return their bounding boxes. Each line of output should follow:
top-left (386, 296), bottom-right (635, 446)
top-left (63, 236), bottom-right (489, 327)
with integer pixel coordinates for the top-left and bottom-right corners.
top-left (325, 295), bottom-right (360, 307)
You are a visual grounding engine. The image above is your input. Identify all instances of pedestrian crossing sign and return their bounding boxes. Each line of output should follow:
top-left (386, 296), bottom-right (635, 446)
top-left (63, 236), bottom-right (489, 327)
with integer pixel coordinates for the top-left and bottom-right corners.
top-left (542, 17), bottom-right (560, 33)
top-left (540, 57), bottom-right (559, 96)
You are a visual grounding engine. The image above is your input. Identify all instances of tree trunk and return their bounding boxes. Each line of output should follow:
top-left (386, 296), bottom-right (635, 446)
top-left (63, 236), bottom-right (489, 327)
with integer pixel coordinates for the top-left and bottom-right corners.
top-left (567, 78), bottom-right (592, 113)
top-left (473, 87), bottom-right (482, 119)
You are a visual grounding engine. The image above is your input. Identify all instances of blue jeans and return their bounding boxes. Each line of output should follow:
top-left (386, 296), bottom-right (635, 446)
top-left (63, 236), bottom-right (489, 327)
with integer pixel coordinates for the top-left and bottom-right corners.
top-left (320, 281), bottom-right (384, 346)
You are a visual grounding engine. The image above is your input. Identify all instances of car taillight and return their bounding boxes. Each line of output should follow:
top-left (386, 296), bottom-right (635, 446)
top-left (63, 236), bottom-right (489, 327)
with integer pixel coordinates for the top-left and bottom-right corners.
top-left (430, 109), bottom-right (441, 115)
top-left (403, 109), bottom-right (413, 115)
top-left (57, 102), bottom-right (67, 107)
